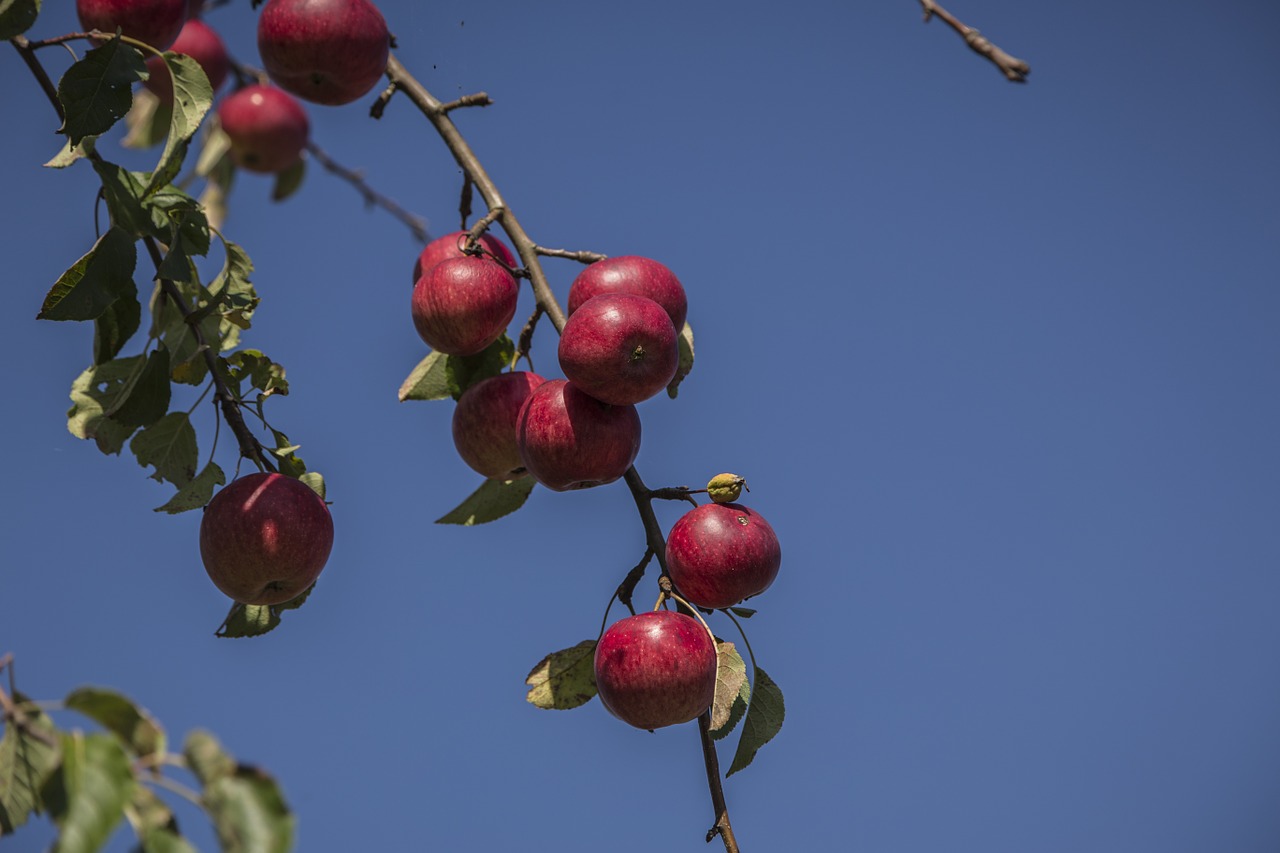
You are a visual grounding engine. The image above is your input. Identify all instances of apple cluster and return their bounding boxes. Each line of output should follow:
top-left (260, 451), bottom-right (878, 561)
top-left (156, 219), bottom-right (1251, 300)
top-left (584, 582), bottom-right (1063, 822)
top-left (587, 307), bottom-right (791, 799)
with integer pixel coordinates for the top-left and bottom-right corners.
top-left (83, 0), bottom-right (392, 175)
top-left (412, 231), bottom-right (783, 731)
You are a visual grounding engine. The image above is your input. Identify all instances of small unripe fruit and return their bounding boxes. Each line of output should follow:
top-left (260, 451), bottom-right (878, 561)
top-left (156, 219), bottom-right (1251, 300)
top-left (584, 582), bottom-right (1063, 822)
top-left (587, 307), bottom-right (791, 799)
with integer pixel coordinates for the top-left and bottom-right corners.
top-left (77, 0), bottom-right (187, 51)
top-left (666, 502), bottom-right (781, 610)
top-left (706, 473), bottom-right (746, 504)
top-left (144, 19), bottom-right (229, 104)
top-left (411, 255), bottom-right (518, 356)
top-left (217, 84), bottom-right (309, 174)
top-left (594, 611), bottom-right (717, 730)
top-left (257, 0), bottom-right (391, 106)
top-left (199, 473), bottom-right (334, 606)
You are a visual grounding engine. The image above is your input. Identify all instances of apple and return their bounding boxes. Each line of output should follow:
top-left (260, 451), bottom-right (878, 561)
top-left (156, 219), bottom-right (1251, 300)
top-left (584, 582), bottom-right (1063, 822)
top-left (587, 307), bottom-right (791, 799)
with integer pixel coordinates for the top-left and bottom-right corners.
top-left (411, 255), bottom-right (518, 356)
top-left (665, 502), bottom-right (781, 610)
top-left (77, 0), bottom-right (187, 51)
top-left (568, 255), bottom-right (688, 332)
top-left (594, 611), bottom-right (717, 730)
top-left (257, 0), bottom-right (390, 106)
top-left (413, 231), bottom-right (518, 285)
top-left (558, 293), bottom-right (678, 406)
top-left (452, 371), bottom-right (546, 480)
top-left (217, 84), bottom-right (310, 174)
top-left (199, 472), bottom-right (334, 606)
top-left (516, 379), bottom-right (641, 491)
top-left (144, 19), bottom-right (229, 104)
top-left (186, 0), bottom-right (203, 17)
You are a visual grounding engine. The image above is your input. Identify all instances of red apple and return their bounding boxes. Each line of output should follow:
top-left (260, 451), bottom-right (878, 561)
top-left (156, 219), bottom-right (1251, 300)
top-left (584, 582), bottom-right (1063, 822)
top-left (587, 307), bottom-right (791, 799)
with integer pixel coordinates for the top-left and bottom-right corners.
top-left (144, 19), bottom-right (229, 104)
top-left (186, 0), bottom-right (203, 17)
top-left (568, 255), bottom-right (688, 331)
top-left (77, 0), bottom-right (187, 50)
top-left (594, 611), bottom-right (717, 730)
top-left (217, 84), bottom-right (309, 174)
top-left (413, 231), bottom-right (518, 285)
top-left (257, 0), bottom-right (390, 106)
top-left (452, 371), bottom-right (546, 480)
top-left (558, 293), bottom-right (678, 406)
top-left (411, 255), bottom-right (518, 356)
top-left (516, 379), bottom-right (640, 491)
top-left (665, 502), bottom-right (781, 610)
top-left (199, 472), bottom-right (334, 606)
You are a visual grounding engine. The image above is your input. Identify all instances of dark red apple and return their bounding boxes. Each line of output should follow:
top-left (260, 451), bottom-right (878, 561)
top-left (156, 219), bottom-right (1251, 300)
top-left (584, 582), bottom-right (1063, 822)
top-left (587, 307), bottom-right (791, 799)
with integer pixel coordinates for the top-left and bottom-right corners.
top-left (516, 379), bottom-right (640, 491)
top-left (144, 19), bottom-right (229, 104)
top-left (594, 611), bottom-right (717, 730)
top-left (452, 371), bottom-right (546, 480)
top-left (186, 0), bottom-right (203, 17)
top-left (217, 84), bottom-right (309, 174)
top-left (411, 255), bottom-right (518, 356)
top-left (413, 231), bottom-right (518, 285)
top-left (558, 293), bottom-right (678, 406)
top-left (568, 255), bottom-right (688, 331)
top-left (257, 0), bottom-right (390, 106)
top-left (77, 0), bottom-right (187, 50)
top-left (199, 472), bottom-right (334, 606)
top-left (665, 503), bottom-right (781, 610)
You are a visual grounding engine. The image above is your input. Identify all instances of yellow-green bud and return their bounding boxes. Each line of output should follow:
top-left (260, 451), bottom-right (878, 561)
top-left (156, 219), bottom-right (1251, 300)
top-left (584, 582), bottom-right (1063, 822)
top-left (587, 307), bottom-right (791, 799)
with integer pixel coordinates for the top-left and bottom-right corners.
top-left (706, 473), bottom-right (746, 504)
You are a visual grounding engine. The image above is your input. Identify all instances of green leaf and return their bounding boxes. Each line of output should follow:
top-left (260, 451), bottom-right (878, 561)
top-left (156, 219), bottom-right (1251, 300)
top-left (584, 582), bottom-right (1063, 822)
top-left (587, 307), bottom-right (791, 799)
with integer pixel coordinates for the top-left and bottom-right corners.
top-left (154, 461), bottom-right (225, 513)
top-left (57, 36), bottom-right (147, 147)
top-left (121, 87), bottom-right (170, 149)
top-left (445, 334), bottom-right (515, 399)
top-left (92, 287), bottom-right (141, 365)
top-left (271, 156), bottom-right (305, 201)
top-left (709, 641), bottom-right (749, 737)
top-left (125, 786), bottom-right (196, 853)
top-left (39, 227), bottom-right (137, 322)
top-left (214, 586), bottom-right (313, 639)
top-left (195, 122), bottom-right (232, 177)
top-left (67, 355), bottom-right (146, 441)
top-left (182, 731), bottom-right (234, 785)
top-left (91, 161), bottom-right (152, 238)
top-left (206, 239), bottom-right (257, 333)
top-left (44, 136), bottom-right (95, 169)
top-left (666, 320), bottom-right (694, 399)
top-left (0, 0), bottom-right (40, 39)
top-left (148, 187), bottom-right (210, 257)
top-left (0, 693), bottom-right (60, 835)
top-left (436, 476), bottom-right (536, 526)
top-left (298, 471), bottom-right (325, 500)
top-left (90, 417), bottom-right (138, 456)
top-left (41, 731), bottom-right (135, 853)
top-left (728, 606), bottom-right (757, 618)
top-left (130, 411), bottom-right (198, 486)
top-left (225, 350), bottom-right (288, 399)
top-left (267, 428), bottom-right (306, 478)
top-left (205, 765), bottom-right (295, 853)
top-left (145, 53), bottom-right (213, 196)
top-left (726, 666), bottom-right (784, 777)
top-left (525, 640), bottom-right (598, 710)
top-left (398, 351), bottom-right (451, 401)
top-left (110, 348), bottom-right (170, 428)
top-left (156, 232), bottom-right (197, 284)
top-left (63, 687), bottom-right (165, 760)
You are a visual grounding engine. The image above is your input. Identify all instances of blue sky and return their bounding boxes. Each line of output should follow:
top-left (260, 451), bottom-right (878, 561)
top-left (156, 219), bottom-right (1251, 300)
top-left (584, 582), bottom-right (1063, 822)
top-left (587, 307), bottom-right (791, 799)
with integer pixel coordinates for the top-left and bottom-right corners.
top-left (3, 1), bottom-right (1280, 851)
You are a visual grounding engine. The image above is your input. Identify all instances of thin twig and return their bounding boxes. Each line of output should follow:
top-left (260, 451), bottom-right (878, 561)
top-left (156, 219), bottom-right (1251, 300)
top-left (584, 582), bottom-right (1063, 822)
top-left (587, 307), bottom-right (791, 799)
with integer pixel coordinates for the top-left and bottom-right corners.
top-left (534, 246), bottom-right (608, 264)
top-left (304, 140), bottom-right (431, 244)
top-left (918, 0), bottom-right (1030, 82)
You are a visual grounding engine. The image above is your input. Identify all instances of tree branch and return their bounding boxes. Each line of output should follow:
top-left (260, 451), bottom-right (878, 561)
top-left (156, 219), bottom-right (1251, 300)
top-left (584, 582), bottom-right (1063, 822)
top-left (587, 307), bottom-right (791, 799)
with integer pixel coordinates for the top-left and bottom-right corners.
top-left (918, 0), bottom-right (1030, 82)
top-left (303, 140), bottom-right (431, 244)
top-left (381, 54), bottom-right (740, 851)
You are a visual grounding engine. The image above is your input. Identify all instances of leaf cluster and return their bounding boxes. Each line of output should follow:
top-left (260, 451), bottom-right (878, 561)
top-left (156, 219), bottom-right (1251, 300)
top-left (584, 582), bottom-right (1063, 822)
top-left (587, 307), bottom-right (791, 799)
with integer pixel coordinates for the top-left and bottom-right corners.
top-left (1, 670), bottom-right (292, 852)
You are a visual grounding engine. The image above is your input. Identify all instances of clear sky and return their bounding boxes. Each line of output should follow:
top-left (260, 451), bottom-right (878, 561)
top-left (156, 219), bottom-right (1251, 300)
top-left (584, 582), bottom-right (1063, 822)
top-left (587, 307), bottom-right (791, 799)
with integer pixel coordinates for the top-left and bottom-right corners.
top-left (3, 1), bottom-right (1280, 851)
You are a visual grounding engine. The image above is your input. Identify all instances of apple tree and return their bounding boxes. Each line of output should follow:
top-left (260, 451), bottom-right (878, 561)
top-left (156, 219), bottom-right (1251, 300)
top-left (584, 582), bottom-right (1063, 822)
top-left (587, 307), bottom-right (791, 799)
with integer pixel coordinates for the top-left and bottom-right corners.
top-left (0, 0), bottom-right (1029, 849)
